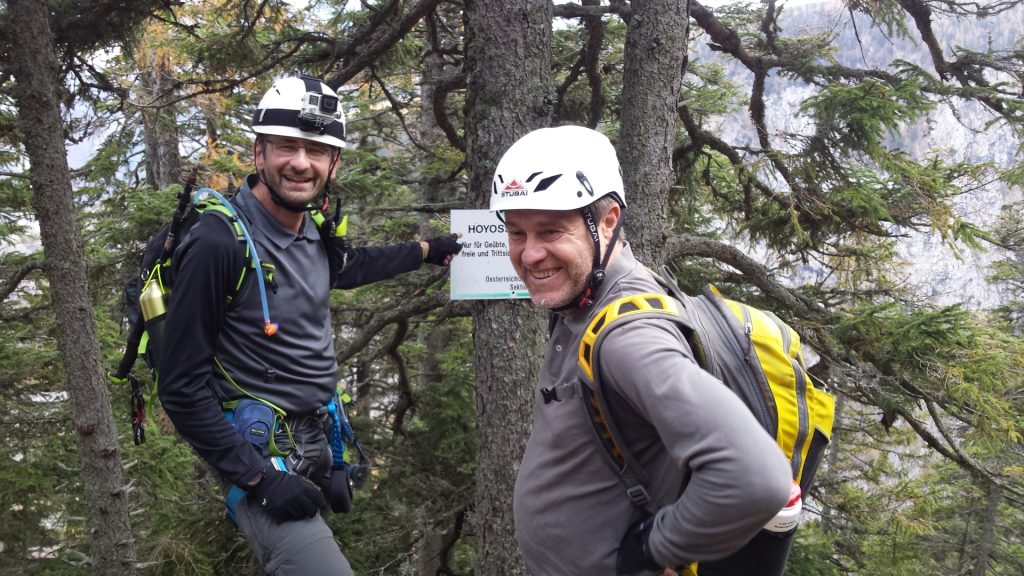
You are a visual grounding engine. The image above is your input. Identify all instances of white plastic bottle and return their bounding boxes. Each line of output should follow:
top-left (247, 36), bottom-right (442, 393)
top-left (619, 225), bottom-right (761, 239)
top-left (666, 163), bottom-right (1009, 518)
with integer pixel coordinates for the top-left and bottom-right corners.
top-left (764, 480), bottom-right (803, 533)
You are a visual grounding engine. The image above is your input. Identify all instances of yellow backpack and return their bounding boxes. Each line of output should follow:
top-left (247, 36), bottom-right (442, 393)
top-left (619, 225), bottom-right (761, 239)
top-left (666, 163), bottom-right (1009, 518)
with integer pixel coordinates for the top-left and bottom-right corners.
top-left (577, 266), bottom-right (836, 576)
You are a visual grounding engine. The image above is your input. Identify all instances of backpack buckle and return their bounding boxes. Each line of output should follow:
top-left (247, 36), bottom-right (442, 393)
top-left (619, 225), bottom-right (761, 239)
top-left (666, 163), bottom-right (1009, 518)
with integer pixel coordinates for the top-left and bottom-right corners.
top-left (626, 485), bottom-right (650, 507)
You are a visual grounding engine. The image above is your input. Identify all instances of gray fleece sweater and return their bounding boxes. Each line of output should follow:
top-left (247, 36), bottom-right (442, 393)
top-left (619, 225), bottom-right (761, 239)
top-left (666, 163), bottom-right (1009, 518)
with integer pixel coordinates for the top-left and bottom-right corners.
top-left (513, 244), bottom-right (792, 575)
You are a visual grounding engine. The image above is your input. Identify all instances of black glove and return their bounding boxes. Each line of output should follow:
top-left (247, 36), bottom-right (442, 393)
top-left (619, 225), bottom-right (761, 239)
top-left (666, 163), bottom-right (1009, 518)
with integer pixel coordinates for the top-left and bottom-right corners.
top-left (424, 234), bottom-right (462, 266)
top-left (246, 467), bottom-right (326, 523)
top-left (617, 516), bottom-right (663, 576)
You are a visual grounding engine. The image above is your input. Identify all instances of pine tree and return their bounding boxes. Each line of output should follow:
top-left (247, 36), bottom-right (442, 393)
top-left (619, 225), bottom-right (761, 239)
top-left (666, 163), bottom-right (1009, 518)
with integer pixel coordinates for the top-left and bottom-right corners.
top-left (2, 1), bottom-right (1023, 573)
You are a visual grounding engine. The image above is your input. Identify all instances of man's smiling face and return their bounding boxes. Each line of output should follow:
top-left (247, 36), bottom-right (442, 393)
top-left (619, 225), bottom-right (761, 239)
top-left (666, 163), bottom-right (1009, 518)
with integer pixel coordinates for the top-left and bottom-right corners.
top-left (503, 209), bottom-right (596, 309)
top-left (254, 135), bottom-right (338, 207)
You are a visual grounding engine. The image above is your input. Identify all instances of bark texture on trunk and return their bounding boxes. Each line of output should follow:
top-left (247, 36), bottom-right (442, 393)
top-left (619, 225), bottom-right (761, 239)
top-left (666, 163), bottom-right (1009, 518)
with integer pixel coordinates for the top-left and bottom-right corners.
top-left (140, 51), bottom-right (183, 190)
top-left (8, 1), bottom-right (137, 574)
top-left (465, 1), bottom-right (552, 573)
top-left (617, 0), bottom-right (688, 265)
top-left (970, 482), bottom-right (1002, 576)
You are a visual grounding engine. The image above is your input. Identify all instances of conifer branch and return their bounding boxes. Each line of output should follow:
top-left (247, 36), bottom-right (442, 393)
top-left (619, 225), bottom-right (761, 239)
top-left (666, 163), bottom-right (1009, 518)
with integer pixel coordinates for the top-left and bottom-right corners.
top-left (432, 73), bottom-right (466, 152)
top-left (897, 0), bottom-right (1018, 120)
top-left (387, 320), bottom-right (415, 435)
top-left (896, 392), bottom-right (1023, 501)
top-left (553, 54), bottom-right (586, 123)
top-left (325, 0), bottom-right (445, 87)
top-left (334, 287), bottom-right (450, 365)
top-left (0, 258), bottom-right (44, 303)
top-left (552, 2), bottom-right (632, 20)
top-left (662, 233), bottom-right (827, 322)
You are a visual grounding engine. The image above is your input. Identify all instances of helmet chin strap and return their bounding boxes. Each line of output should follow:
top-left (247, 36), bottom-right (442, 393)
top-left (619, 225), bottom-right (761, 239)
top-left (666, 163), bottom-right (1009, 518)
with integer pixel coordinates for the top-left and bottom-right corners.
top-left (552, 205), bottom-right (624, 313)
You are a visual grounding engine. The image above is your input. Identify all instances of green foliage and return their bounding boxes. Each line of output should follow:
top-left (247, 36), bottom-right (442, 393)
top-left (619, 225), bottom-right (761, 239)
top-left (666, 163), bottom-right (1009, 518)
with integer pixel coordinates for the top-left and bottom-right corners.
top-left (551, 18), bottom-right (628, 126)
top-left (833, 302), bottom-right (1024, 443)
top-left (800, 79), bottom-right (933, 159)
top-left (0, 92), bottom-right (33, 246)
top-left (3, 0), bottom-right (1023, 574)
top-left (682, 60), bottom-right (745, 121)
top-left (0, 282), bottom-right (86, 573)
top-left (41, 0), bottom-right (166, 60)
top-left (123, 431), bottom-right (259, 575)
top-left (823, 454), bottom-right (1022, 576)
top-left (846, 0), bottom-right (911, 39)
top-left (785, 522), bottom-right (841, 576)
top-left (989, 201), bottom-right (1024, 329)
top-left (731, 148), bottom-right (996, 260)
top-left (331, 319), bottom-right (477, 574)
top-left (78, 124), bottom-right (143, 188)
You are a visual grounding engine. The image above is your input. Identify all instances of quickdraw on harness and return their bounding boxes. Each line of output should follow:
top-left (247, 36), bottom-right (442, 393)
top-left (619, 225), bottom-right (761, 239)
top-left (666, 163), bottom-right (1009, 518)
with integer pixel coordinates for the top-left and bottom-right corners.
top-left (326, 391), bottom-right (370, 484)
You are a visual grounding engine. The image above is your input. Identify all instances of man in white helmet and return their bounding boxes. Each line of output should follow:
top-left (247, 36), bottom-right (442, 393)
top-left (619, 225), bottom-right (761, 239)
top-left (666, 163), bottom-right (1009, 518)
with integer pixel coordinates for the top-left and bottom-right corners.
top-left (158, 75), bottom-right (462, 575)
top-left (491, 125), bottom-right (791, 575)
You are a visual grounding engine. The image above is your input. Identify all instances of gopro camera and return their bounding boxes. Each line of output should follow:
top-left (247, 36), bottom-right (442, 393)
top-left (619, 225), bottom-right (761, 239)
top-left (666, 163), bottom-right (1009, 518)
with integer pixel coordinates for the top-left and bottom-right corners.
top-left (298, 91), bottom-right (341, 134)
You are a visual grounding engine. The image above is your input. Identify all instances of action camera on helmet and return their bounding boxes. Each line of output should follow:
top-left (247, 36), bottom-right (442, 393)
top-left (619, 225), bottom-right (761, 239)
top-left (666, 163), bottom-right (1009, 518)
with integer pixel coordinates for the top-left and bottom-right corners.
top-left (298, 91), bottom-right (341, 134)
top-left (252, 75), bottom-right (347, 148)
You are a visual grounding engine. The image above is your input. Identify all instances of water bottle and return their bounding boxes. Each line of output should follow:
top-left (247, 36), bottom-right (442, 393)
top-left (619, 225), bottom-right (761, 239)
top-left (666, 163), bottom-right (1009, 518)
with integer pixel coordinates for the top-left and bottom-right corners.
top-left (139, 280), bottom-right (166, 322)
top-left (139, 279), bottom-right (167, 367)
top-left (764, 480), bottom-right (802, 533)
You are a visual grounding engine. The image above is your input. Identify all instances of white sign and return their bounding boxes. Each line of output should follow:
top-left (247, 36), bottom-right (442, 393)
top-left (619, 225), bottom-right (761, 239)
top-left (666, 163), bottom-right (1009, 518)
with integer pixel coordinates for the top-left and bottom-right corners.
top-left (449, 210), bottom-right (530, 300)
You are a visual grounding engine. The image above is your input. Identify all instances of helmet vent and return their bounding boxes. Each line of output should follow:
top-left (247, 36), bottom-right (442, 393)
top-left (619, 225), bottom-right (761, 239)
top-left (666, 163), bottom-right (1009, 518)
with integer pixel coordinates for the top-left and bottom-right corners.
top-left (533, 174), bottom-right (562, 193)
top-left (525, 171), bottom-right (543, 182)
top-left (576, 171), bottom-right (595, 197)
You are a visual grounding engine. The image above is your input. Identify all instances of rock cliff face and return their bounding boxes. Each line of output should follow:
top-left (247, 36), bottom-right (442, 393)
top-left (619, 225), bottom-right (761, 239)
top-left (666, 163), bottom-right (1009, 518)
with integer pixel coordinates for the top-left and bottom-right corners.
top-left (694, 0), bottom-right (1022, 308)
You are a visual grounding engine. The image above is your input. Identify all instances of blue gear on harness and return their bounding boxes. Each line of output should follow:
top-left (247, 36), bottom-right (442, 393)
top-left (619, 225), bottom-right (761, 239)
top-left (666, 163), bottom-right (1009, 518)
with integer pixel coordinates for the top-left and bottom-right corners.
top-left (326, 394), bottom-right (354, 470)
top-left (224, 393), bottom-right (368, 524)
top-left (326, 391), bottom-right (370, 489)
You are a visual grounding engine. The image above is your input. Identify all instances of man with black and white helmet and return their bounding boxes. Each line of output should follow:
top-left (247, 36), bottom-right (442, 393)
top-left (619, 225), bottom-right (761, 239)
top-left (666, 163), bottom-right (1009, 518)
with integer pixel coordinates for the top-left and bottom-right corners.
top-left (158, 75), bottom-right (462, 575)
top-left (492, 125), bottom-right (791, 575)
top-left (250, 75), bottom-right (346, 214)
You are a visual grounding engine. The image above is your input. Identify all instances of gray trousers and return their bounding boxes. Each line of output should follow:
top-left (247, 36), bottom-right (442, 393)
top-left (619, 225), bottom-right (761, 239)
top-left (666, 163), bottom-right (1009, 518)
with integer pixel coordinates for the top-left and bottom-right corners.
top-left (235, 496), bottom-right (354, 576)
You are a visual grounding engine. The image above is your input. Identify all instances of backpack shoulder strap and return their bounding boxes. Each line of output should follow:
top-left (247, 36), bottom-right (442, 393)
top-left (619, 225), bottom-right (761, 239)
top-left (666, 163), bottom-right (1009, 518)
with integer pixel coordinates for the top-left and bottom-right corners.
top-left (578, 293), bottom-right (684, 383)
top-left (192, 188), bottom-right (278, 336)
top-left (577, 292), bottom-right (691, 512)
top-left (193, 199), bottom-right (253, 299)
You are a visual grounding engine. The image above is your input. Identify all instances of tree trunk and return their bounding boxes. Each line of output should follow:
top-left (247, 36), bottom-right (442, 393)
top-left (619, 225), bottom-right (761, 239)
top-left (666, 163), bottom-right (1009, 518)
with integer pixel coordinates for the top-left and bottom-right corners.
top-left (413, 14), bottom-right (463, 575)
top-left (464, 1), bottom-right (552, 574)
top-left (617, 0), bottom-right (688, 264)
top-left (139, 51), bottom-right (183, 190)
top-left (418, 9), bottom-right (459, 234)
top-left (7, 1), bottom-right (137, 574)
top-left (969, 482), bottom-right (1002, 576)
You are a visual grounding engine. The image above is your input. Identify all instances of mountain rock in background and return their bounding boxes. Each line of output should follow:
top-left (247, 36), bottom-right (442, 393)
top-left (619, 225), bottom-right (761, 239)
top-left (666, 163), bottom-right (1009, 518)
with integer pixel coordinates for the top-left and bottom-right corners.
top-left (696, 0), bottom-right (1022, 308)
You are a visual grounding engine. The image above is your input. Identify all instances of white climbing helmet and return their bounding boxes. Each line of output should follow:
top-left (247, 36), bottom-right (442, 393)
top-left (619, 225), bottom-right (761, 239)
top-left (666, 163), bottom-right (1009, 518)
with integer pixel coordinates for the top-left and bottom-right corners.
top-left (251, 75), bottom-right (347, 149)
top-left (490, 125), bottom-right (625, 213)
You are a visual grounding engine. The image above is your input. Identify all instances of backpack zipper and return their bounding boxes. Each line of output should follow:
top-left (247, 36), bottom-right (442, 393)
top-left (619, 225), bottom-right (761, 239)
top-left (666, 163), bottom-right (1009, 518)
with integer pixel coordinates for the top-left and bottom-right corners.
top-left (699, 296), bottom-right (776, 432)
top-left (765, 312), bottom-right (811, 479)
